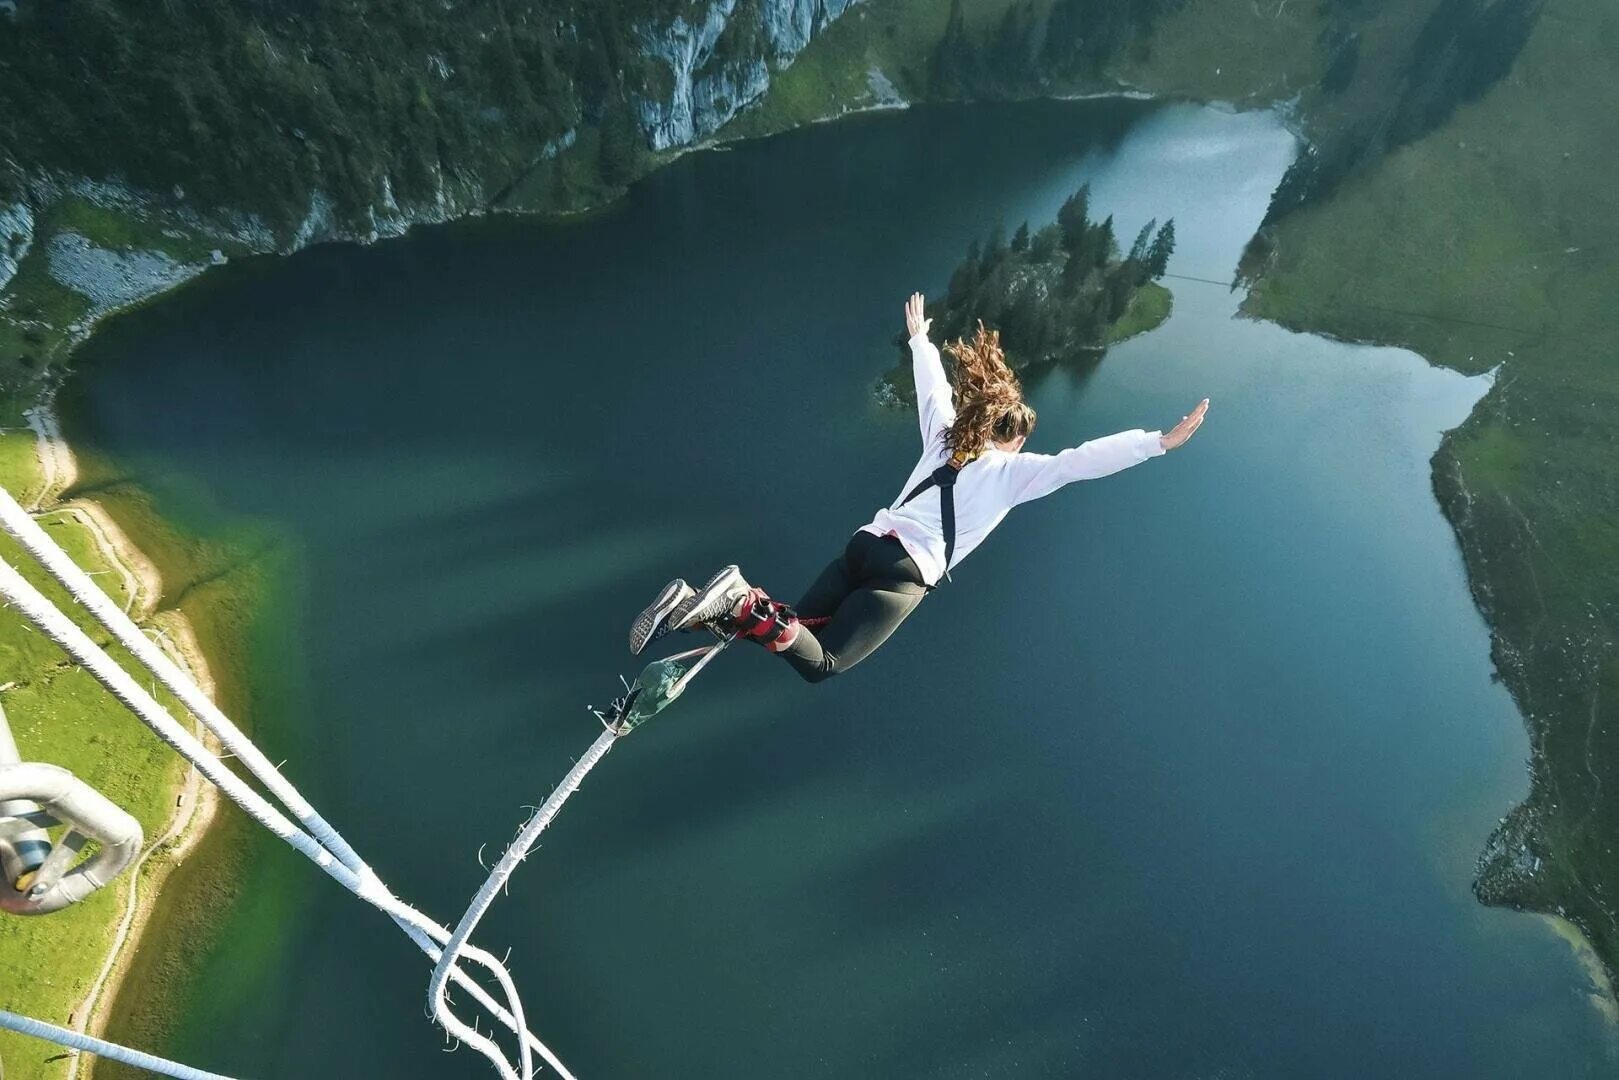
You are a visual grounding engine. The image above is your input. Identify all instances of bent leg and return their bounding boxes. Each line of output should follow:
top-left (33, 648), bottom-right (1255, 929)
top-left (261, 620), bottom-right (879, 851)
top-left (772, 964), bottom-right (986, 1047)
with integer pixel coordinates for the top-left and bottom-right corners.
top-left (779, 579), bottom-right (925, 683)
top-left (794, 542), bottom-right (858, 621)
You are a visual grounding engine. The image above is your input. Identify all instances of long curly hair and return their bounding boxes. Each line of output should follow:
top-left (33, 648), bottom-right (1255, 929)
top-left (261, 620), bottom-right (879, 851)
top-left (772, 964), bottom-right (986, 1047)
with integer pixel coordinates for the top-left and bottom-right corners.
top-left (943, 321), bottom-right (1037, 465)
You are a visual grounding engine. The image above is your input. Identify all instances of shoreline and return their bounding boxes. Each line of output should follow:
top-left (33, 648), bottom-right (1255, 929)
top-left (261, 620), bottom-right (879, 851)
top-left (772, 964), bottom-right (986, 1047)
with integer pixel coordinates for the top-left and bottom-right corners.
top-left (2, 82), bottom-right (1610, 1065)
top-left (20, 398), bottom-right (225, 1075)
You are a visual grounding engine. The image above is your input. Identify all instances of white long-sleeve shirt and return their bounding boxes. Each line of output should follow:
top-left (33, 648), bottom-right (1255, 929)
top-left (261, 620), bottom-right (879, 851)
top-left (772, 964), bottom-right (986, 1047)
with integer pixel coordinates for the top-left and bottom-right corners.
top-left (860, 332), bottom-right (1165, 585)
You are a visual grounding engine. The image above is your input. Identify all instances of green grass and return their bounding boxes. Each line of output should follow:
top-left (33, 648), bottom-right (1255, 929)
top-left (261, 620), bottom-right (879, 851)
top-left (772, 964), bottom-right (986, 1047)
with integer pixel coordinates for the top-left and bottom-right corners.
top-left (747, 0), bottom-right (1619, 990)
top-left (500, 124), bottom-right (642, 215)
top-left (0, 197), bottom-right (243, 417)
top-left (0, 404), bottom-right (288, 1079)
top-left (53, 419), bottom-right (306, 1079)
top-left (721, 0), bottom-right (1028, 140)
top-left (0, 0), bottom-right (1612, 1066)
top-left (721, 0), bottom-right (1329, 145)
top-left (1107, 280), bottom-right (1172, 342)
top-left (44, 201), bottom-right (218, 265)
top-left (0, 430), bottom-right (195, 1080)
top-left (0, 197), bottom-right (224, 416)
top-left (1109, 0), bottom-right (1325, 105)
top-left (0, 240), bottom-right (93, 410)
top-left (0, 423), bottom-right (47, 502)
top-left (1245, 0), bottom-right (1619, 982)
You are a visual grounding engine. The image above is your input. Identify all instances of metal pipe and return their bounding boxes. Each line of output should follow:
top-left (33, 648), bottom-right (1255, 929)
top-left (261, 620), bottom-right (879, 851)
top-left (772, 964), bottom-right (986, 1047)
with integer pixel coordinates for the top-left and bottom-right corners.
top-left (0, 762), bottom-right (142, 915)
top-left (0, 705), bottom-right (52, 891)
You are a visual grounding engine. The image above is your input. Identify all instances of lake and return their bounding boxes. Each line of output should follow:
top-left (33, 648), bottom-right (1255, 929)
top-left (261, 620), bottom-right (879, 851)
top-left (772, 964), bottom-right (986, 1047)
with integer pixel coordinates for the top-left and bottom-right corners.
top-left (69, 99), bottom-right (1617, 1077)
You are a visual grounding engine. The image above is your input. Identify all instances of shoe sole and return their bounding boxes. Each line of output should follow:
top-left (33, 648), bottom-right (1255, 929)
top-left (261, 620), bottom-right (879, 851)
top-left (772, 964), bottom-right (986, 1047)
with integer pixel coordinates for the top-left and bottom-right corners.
top-left (668, 565), bottom-right (745, 632)
top-left (629, 578), bottom-right (693, 655)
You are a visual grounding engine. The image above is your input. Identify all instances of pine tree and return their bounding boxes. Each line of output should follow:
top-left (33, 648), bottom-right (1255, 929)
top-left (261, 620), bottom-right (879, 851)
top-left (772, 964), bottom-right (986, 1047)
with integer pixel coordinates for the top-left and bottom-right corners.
top-left (1030, 223), bottom-right (1062, 261)
top-left (1007, 282), bottom-right (1045, 358)
top-left (928, 0), bottom-right (977, 99)
top-left (1057, 183), bottom-right (1091, 255)
top-left (1146, 219), bottom-right (1176, 278)
top-left (1011, 221), bottom-right (1031, 252)
top-left (1060, 241), bottom-right (1089, 293)
top-left (1127, 218), bottom-right (1155, 263)
top-left (989, 2), bottom-right (1038, 95)
top-left (975, 261), bottom-right (1013, 326)
top-left (1090, 214), bottom-right (1117, 268)
top-left (1126, 218), bottom-right (1155, 284)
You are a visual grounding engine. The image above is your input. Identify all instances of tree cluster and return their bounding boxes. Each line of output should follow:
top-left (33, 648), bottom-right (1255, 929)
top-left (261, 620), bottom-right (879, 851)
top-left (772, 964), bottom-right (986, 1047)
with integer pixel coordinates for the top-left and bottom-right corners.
top-left (929, 0), bottom-right (1189, 100)
top-left (0, 1), bottom-right (688, 232)
top-left (923, 184), bottom-right (1174, 369)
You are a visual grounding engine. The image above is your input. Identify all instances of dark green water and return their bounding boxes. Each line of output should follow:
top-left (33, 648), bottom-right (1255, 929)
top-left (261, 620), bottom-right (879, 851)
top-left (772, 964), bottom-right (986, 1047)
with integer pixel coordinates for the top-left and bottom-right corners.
top-left (71, 101), bottom-right (1617, 1077)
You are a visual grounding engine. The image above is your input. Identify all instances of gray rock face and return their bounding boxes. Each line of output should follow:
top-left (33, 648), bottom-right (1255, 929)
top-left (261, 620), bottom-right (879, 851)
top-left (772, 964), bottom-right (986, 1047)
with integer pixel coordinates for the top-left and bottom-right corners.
top-left (635, 0), bottom-right (861, 151)
top-left (0, 201), bottom-right (34, 293)
top-left (3, 0), bottom-right (862, 334)
top-left (45, 231), bottom-right (205, 319)
top-left (762, 0), bottom-right (859, 59)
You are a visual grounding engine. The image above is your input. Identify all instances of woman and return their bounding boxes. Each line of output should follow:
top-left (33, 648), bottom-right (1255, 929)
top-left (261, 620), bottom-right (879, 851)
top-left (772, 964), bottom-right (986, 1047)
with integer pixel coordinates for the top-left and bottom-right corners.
top-left (629, 291), bottom-right (1208, 682)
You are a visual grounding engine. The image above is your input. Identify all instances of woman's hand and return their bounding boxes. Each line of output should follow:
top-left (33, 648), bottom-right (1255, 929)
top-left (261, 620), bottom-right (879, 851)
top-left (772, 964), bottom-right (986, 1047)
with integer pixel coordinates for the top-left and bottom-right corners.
top-left (1160, 398), bottom-right (1209, 451)
top-left (905, 292), bottom-right (932, 340)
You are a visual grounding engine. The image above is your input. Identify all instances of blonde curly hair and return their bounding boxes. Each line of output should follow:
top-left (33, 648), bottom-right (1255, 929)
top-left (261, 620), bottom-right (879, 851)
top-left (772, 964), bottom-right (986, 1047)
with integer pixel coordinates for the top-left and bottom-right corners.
top-left (943, 321), bottom-right (1036, 465)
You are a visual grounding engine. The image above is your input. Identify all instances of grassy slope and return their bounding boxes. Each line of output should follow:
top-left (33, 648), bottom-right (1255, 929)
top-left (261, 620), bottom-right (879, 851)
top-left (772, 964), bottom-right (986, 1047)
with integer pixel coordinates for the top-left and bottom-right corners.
top-left (0, 176), bottom-right (270, 1079)
top-left (1108, 280), bottom-right (1173, 344)
top-left (0, 420), bottom-right (194, 1080)
top-left (0, 197), bottom-right (246, 417)
top-left (0, 372), bottom-right (284, 1080)
top-left (1246, 0), bottom-right (1619, 969)
top-left (0, 2), bottom-right (1613, 1069)
top-left (728, 0), bottom-right (1619, 985)
top-left (58, 433), bottom-right (301, 1078)
top-left (723, 0), bottom-right (1323, 143)
top-left (722, 0), bottom-right (1028, 138)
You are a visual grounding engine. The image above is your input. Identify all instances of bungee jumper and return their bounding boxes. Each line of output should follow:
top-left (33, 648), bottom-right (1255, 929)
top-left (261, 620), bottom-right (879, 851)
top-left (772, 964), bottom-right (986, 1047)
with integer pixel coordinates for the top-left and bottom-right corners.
top-left (627, 292), bottom-right (1208, 681)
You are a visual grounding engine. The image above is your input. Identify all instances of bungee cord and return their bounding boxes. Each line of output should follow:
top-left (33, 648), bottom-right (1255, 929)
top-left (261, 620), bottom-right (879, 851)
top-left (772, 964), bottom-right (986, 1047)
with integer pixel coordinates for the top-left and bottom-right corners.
top-left (0, 1011), bottom-right (235, 1080)
top-left (0, 492), bottom-right (368, 872)
top-left (0, 483), bottom-right (583, 1080)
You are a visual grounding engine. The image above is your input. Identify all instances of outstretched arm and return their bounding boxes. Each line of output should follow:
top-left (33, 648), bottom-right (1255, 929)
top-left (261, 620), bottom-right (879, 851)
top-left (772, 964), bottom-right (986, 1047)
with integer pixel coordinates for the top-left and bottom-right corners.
top-left (905, 292), bottom-right (955, 444)
top-left (1007, 398), bottom-right (1208, 506)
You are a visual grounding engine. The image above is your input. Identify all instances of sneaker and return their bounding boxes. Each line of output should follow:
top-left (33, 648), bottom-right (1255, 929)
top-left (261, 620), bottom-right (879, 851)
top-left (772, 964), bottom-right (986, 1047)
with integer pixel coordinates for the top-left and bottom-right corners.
top-left (629, 578), bottom-right (695, 655)
top-left (666, 565), bottom-right (753, 633)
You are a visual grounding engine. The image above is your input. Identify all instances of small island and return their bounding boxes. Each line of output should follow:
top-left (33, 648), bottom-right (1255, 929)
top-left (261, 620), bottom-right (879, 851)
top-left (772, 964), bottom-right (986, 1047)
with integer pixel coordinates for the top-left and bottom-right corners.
top-left (880, 184), bottom-right (1174, 404)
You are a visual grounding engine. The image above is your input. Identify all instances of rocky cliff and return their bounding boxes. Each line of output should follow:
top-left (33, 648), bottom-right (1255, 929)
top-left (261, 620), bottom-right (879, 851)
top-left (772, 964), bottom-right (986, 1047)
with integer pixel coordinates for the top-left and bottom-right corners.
top-left (0, 0), bottom-right (862, 401)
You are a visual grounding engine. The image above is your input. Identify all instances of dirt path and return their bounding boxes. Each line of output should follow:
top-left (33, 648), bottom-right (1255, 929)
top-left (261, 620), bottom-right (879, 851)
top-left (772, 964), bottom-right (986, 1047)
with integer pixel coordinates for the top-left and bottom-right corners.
top-left (18, 403), bottom-right (225, 1079)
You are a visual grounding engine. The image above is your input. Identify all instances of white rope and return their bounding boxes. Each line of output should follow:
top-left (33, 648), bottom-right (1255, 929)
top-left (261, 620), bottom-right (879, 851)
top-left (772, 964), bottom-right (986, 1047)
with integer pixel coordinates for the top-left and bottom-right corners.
top-left (0, 485), bottom-right (577, 1080)
top-left (0, 1011), bottom-right (235, 1080)
top-left (0, 491), bottom-right (365, 870)
top-left (428, 727), bottom-right (619, 1069)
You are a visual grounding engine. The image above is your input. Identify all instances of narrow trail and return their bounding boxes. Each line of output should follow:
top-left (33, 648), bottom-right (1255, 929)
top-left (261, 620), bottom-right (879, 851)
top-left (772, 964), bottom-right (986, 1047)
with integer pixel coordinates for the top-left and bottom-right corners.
top-left (13, 404), bottom-right (224, 1078)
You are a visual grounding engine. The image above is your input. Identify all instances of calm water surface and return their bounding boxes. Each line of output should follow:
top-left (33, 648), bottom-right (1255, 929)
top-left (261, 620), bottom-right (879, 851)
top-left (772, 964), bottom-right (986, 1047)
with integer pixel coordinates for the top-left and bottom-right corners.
top-left (71, 101), bottom-right (1617, 1077)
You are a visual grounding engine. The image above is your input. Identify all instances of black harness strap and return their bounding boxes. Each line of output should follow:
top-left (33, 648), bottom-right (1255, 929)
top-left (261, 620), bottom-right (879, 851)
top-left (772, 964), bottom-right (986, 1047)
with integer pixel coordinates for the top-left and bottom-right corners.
top-left (899, 463), bottom-right (961, 581)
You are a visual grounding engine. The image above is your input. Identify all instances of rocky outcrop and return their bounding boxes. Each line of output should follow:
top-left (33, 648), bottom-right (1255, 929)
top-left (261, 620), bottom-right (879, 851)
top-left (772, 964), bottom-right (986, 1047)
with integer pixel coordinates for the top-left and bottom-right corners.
top-left (0, 0), bottom-right (862, 374)
top-left (0, 201), bottom-right (32, 293)
top-left (763, 0), bottom-right (861, 59)
top-left (45, 231), bottom-right (206, 320)
top-left (635, 0), bottom-right (861, 150)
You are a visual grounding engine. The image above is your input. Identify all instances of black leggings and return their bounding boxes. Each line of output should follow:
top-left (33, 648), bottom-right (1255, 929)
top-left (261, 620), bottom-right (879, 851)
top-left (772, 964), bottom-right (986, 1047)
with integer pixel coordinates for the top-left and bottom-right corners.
top-left (781, 531), bottom-right (929, 683)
